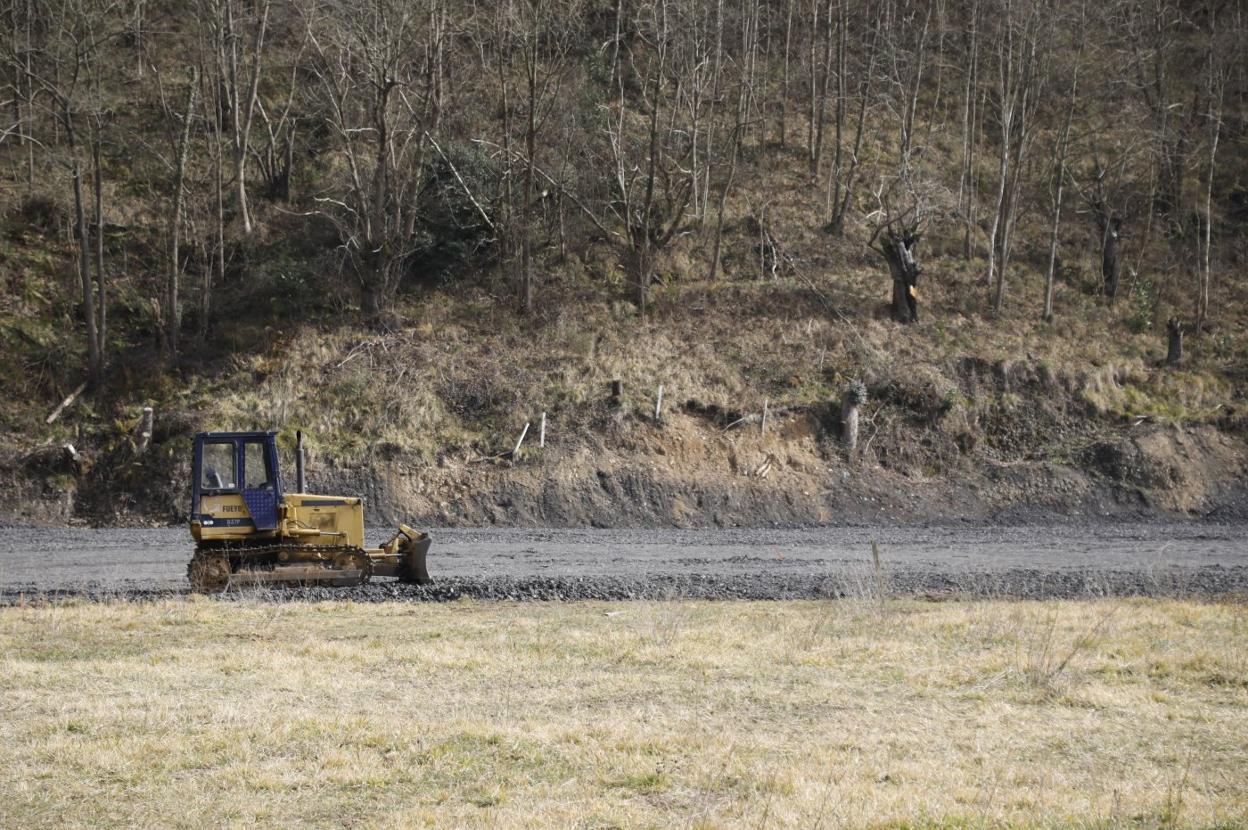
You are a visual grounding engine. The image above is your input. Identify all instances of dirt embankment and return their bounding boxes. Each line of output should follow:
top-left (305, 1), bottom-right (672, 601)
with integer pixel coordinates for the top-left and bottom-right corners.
top-left (6, 403), bottom-right (1244, 531)
top-left (316, 416), bottom-right (1247, 528)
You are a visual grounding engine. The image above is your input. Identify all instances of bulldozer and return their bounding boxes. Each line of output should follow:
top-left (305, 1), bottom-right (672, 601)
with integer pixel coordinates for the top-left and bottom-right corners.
top-left (187, 430), bottom-right (431, 592)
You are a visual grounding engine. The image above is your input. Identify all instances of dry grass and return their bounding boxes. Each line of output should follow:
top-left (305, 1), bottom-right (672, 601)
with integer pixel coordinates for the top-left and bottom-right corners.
top-left (2, 598), bottom-right (1246, 828)
top-left (181, 208), bottom-right (1246, 470)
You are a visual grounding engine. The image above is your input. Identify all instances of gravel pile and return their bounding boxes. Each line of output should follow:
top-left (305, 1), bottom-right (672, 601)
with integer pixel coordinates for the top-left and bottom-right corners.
top-left (4, 566), bottom-right (1245, 605)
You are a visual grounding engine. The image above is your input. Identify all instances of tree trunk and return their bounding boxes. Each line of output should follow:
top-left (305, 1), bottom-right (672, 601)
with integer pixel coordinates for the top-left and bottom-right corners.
top-left (959, 0), bottom-right (979, 259)
top-left (706, 135), bottom-right (738, 281)
top-left (360, 270), bottom-right (384, 321)
top-left (891, 278), bottom-right (911, 322)
top-left (985, 131), bottom-right (1009, 302)
top-left (778, 0), bottom-right (793, 147)
top-left (708, 73), bottom-right (747, 281)
top-left (72, 157), bottom-right (102, 386)
top-left (521, 36), bottom-right (537, 315)
top-left (202, 84), bottom-right (226, 342)
top-left (8, 0), bottom-right (20, 146)
top-left (1042, 167), bottom-right (1064, 322)
top-left (880, 234), bottom-right (920, 324)
top-left (831, 17), bottom-right (878, 236)
top-left (1196, 57), bottom-right (1223, 334)
top-left (827, 0), bottom-right (846, 220)
top-left (62, 106), bottom-right (102, 386)
top-left (1154, 132), bottom-right (1185, 220)
top-left (810, 0), bottom-right (834, 178)
top-left (92, 135), bottom-right (106, 356)
top-left (900, 7), bottom-right (932, 167)
top-left (1044, 23), bottom-right (1080, 322)
top-left (634, 56), bottom-right (663, 316)
top-left (24, 0), bottom-right (35, 192)
top-left (230, 0), bottom-right (269, 235)
top-left (632, 244), bottom-right (651, 317)
top-left (806, 0), bottom-right (819, 165)
top-left (167, 68), bottom-right (199, 357)
top-left (1099, 215), bottom-right (1120, 301)
top-left (497, 43), bottom-right (515, 310)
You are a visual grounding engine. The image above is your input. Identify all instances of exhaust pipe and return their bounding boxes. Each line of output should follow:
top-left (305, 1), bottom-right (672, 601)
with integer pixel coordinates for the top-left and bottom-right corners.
top-left (295, 430), bottom-right (307, 493)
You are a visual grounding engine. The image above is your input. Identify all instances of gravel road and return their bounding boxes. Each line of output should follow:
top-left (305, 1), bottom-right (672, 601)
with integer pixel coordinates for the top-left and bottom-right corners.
top-left (1, 522), bottom-right (1245, 602)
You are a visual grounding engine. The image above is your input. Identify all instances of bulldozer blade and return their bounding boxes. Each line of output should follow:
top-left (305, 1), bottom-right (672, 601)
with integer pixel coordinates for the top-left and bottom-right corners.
top-left (226, 566), bottom-right (366, 588)
top-left (402, 533), bottom-right (433, 585)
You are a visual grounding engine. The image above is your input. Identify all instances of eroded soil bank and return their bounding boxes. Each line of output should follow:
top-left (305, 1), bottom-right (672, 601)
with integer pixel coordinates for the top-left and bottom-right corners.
top-left (4, 404), bottom-right (1247, 530)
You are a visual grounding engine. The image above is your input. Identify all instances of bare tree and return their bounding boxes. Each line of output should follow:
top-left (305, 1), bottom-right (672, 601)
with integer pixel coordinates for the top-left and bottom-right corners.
top-left (301, 0), bottom-right (439, 319)
top-left (253, 57), bottom-right (301, 203)
top-left (867, 177), bottom-right (932, 324)
top-left (221, 0), bottom-right (270, 234)
top-left (3, 0), bottom-right (38, 190)
top-left (707, 0), bottom-right (756, 281)
top-left (880, 0), bottom-right (932, 170)
top-left (1195, 12), bottom-right (1226, 334)
top-left (829, 4), bottom-right (882, 236)
top-left (201, 61), bottom-right (226, 341)
top-left (1122, 0), bottom-right (1193, 225)
top-left (15, 0), bottom-right (110, 384)
top-left (498, 0), bottom-right (583, 314)
top-left (579, 0), bottom-right (694, 314)
top-left (1042, 1), bottom-right (1084, 322)
top-left (985, 0), bottom-right (1047, 314)
top-left (163, 67), bottom-right (199, 357)
top-left (957, 0), bottom-right (982, 259)
top-left (1077, 157), bottom-right (1124, 302)
top-left (807, 0), bottom-right (834, 178)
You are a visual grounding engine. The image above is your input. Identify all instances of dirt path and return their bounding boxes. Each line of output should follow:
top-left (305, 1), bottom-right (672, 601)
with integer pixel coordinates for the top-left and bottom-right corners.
top-left (1, 522), bottom-right (1245, 601)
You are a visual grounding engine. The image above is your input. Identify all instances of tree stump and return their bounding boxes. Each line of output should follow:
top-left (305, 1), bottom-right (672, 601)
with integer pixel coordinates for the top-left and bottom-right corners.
top-left (135, 406), bottom-right (154, 454)
top-left (62, 442), bottom-right (82, 467)
top-left (841, 380), bottom-right (867, 454)
top-left (1166, 318), bottom-right (1184, 366)
top-left (881, 234), bottom-right (921, 323)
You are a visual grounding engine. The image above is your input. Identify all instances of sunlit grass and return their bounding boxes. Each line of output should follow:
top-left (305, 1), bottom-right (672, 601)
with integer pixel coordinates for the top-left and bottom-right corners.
top-left (2, 598), bottom-right (1245, 828)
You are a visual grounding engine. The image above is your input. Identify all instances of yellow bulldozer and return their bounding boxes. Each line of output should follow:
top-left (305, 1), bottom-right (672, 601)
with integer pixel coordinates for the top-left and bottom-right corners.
top-left (187, 430), bottom-right (431, 591)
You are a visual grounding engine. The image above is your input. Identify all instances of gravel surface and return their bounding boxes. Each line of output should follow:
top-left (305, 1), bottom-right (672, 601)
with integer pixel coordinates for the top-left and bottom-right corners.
top-left (1, 523), bottom-right (1245, 602)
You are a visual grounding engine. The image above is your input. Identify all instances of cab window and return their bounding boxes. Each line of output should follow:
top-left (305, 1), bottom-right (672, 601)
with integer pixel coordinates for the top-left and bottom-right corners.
top-left (201, 442), bottom-right (236, 490)
top-left (244, 441), bottom-right (271, 490)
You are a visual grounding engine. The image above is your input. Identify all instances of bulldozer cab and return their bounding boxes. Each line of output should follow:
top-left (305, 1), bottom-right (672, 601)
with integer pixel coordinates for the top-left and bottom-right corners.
top-left (192, 432), bottom-right (283, 532)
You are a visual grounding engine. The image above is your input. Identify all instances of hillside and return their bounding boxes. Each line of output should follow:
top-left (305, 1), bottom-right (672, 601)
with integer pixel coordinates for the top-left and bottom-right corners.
top-left (1, 0), bottom-right (1246, 526)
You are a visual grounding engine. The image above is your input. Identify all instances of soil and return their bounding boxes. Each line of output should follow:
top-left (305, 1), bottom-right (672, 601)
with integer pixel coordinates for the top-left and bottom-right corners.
top-left (4, 364), bottom-right (1246, 531)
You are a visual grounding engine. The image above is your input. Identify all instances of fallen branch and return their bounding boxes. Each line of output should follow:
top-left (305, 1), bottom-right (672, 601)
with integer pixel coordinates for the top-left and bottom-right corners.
top-left (426, 131), bottom-right (494, 230)
top-left (46, 382), bottom-right (88, 425)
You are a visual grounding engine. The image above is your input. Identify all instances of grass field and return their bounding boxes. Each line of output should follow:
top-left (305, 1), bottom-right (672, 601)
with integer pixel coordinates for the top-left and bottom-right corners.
top-left (2, 598), bottom-right (1246, 828)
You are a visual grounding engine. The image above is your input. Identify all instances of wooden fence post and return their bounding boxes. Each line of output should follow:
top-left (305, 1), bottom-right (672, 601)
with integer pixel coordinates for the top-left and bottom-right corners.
top-left (511, 422), bottom-right (531, 458)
